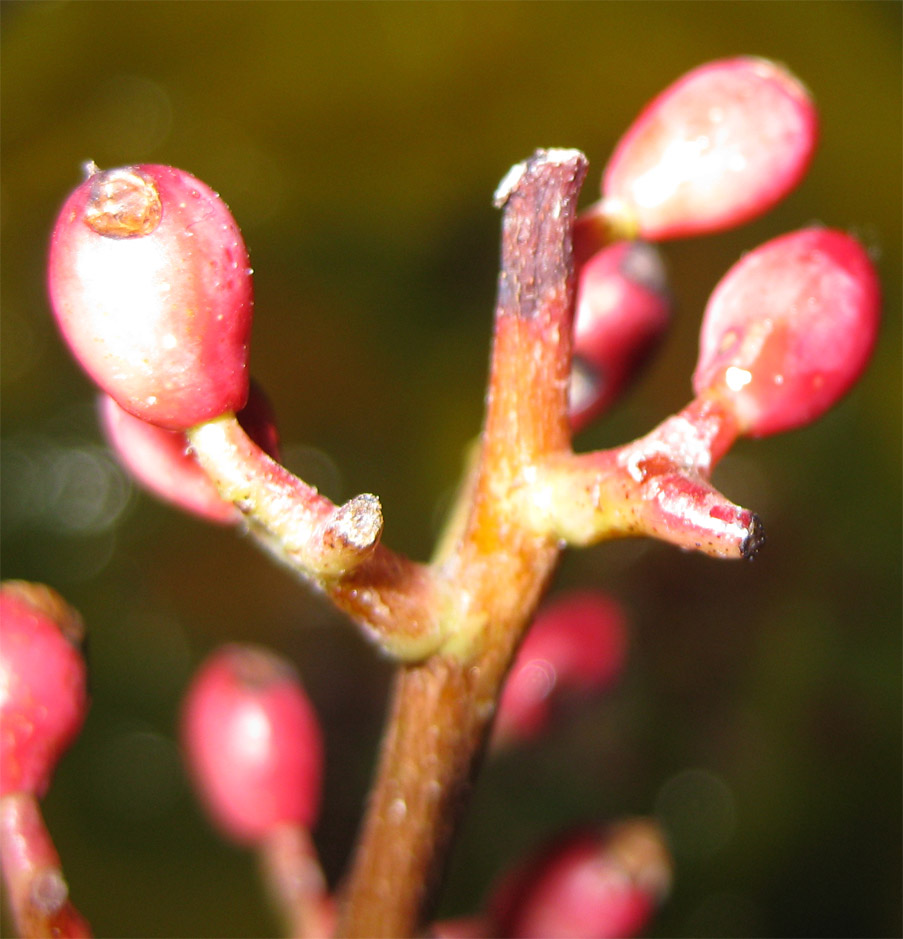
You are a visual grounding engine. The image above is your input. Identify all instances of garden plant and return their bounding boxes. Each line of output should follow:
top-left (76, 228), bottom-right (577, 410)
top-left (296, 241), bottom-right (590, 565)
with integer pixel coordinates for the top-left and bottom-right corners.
top-left (0, 57), bottom-right (882, 938)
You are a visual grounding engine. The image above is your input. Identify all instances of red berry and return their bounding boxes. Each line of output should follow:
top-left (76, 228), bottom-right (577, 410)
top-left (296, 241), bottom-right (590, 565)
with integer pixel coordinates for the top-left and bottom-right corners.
top-left (495, 591), bottom-right (627, 745)
top-left (492, 821), bottom-right (672, 939)
top-left (48, 163), bottom-right (253, 430)
top-left (602, 58), bottom-right (817, 240)
top-left (181, 644), bottom-right (323, 844)
top-left (693, 227), bottom-right (881, 436)
top-left (0, 583), bottom-right (89, 799)
top-left (570, 242), bottom-right (671, 432)
top-left (99, 379), bottom-right (281, 525)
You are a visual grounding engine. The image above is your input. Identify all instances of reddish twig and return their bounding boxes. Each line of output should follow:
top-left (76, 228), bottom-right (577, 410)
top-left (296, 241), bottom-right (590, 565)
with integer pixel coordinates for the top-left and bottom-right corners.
top-left (338, 150), bottom-right (587, 937)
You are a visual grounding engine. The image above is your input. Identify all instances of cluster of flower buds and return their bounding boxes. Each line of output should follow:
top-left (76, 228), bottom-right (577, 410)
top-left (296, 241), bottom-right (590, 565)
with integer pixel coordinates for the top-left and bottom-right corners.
top-left (567, 57), bottom-right (877, 442)
top-left (44, 57), bottom-right (880, 577)
top-left (522, 57), bottom-right (880, 566)
top-left (0, 582), bottom-right (91, 937)
top-left (37, 53), bottom-right (882, 939)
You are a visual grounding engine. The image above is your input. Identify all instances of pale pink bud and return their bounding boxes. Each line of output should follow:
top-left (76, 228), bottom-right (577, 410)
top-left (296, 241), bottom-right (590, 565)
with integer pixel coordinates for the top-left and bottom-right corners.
top-left (492, 820), bottom-right (672, 939)
top-left (99, 379), bottom-right (280, 525)
top-left (602, 58), bottom-right (818, 239)
top-left (181, 644), bottom-right (323, 844)
top-left (0, 583), bottom-right (89, 799)
top-left (693, 227), bottom-right (881, 436)
top-left (570, 242), bottom-right (671, 431)
top-left (495, 591), bottom-right (627, 745)
top-left (48, 163), bottom-right (253, 430)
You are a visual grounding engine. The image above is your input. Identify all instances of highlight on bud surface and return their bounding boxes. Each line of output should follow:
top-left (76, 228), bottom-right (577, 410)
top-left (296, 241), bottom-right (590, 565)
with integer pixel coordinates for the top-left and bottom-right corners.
top-left (48, 163), bottom-right (253, 430)
top-left (495, 591), bottom-right (627, 745)
top-left (100, 379), bottom-right (281, 525)
top-left (0, 583), bottom-right (89, 799)
top-left (181, 644), bottom-right (323, 844)
top-left (693, 227), bottom-right (881, 437)
top-left (570, 242), bottom-right (671, 432)
top-left (601, 57), bottom-right (817, 240)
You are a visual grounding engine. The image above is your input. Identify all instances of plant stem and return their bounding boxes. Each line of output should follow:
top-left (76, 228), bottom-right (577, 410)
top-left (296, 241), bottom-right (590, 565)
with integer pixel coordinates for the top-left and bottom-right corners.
top-left (0, 792), bottom-right (92, 938)
top-left (258, 825), bottom-right (334, 939)
top-left (338, 150), bottom-right (588, 936)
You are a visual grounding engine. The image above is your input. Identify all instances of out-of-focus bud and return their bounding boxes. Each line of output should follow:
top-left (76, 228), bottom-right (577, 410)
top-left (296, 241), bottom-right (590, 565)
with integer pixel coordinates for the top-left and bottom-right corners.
top-left (0, 582), bottom-right (89, 799)
top-left (181, 644), bottom-right (323, 844)
top-left (494, 591), bottom-right (627, 747)
top-left (693, 227), bottom-right (881, 436)
top-left (570, 242), bottom-right (671, 432)
top-left (491, 819), bottom-right (672, 939)
top-left (100, 379), bottom-right (281, 525)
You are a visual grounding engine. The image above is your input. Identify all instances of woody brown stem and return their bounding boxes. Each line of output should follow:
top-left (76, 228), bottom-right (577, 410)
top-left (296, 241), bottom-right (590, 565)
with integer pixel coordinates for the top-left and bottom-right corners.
top-left (338, 150), bottom-right (588, 937)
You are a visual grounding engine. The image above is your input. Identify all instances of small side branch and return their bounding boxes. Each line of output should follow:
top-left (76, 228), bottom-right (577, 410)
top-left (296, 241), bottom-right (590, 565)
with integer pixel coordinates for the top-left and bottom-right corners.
top-left (526, 397), bottom-right (764, 560)
top-left (188, 415), bottom-right (443, 660)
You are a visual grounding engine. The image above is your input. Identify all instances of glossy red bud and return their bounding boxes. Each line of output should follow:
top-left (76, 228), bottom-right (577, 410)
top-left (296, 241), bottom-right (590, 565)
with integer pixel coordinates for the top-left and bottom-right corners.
top-left (492, 820), bottom-right (672, 939)
top-left (495, 591), bottom-right (627, 745)
top-left (693, 227), bottom-right (881, 436)
top-left (570, 242), bottom-right (671, 431)
top-left (48, 163), bottom-right (253, 430)
top-left (181, 644), bottom-right (323, 844)
top-left (602, 58), bottom-right (817, 239)
top-left (100, 379), bottom-right (281, 525)
top-left (0, 583), bottom-right (89, 799)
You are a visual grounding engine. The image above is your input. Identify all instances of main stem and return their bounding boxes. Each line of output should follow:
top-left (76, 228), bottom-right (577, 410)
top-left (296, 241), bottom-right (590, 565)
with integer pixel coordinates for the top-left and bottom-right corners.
top-left (339, 150), bottom-right (588, 937)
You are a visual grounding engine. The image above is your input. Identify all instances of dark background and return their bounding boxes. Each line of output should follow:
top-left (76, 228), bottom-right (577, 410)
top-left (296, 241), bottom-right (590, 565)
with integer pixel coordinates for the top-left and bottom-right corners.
top-left (2, 2), bottom-right (900, 936)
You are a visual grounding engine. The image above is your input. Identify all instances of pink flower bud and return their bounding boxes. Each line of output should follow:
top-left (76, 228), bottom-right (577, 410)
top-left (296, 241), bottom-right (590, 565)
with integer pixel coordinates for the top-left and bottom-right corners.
top-left (99, 379), bottom-right (281, 525)
top-left (602, 58), bottom-right (818, 240)
top-left (495, 591), bottom-right (627, 746)
top-left (0, 583), bottom-right (89, 799)
top-left (100, 395), bottom-right (238, 525)
top-left (693, 227), bottom-right (881, 436)
top-left (48, 163), bottom-right (253, 430)
top-left (570, 242), bottom-right (671, 432)
top-left (491, 820), bottom-right (672, 939)
top-left (181, 644), bottom-right (323, 844)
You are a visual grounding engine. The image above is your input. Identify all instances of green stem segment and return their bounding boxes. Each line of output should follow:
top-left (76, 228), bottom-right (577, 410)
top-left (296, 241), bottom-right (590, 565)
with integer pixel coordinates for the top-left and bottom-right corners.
top-left (188, 415), bottom-right (443, 660)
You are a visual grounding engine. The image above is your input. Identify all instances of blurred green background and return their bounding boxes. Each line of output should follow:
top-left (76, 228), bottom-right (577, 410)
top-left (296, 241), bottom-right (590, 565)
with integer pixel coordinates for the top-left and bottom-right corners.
top-left (2, 2), bottom-right (900, 936)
